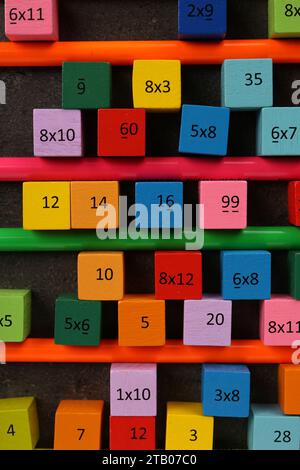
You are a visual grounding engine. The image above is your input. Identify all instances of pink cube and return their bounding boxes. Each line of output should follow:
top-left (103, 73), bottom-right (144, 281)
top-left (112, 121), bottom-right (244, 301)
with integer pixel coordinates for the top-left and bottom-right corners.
top-left (110, 363), bottom-right (157, 416)
top-left (33, 109), bottom-right (83, 157)
top-left (260, 295), bottom-right (300, 346)
top-left (5, 0), bottom-right (59, 42)
top-left (183, 296), bottom-right (232, 346)
top-left (199, 180), bottom-right (247, 229)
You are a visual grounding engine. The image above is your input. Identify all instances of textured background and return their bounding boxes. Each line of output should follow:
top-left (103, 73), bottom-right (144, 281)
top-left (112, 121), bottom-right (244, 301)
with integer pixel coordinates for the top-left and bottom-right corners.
top-left (0, 0), bottom-right (299, 449)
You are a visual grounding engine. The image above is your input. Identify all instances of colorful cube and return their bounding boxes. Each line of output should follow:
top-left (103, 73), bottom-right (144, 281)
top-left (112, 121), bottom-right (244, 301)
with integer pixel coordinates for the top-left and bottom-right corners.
top-left (0, 397), bottom-right (39, 450)
top-left (132, 60), bottom-right (181, 112)
top-left (54, 294), bottom-right (102, 346)
top-left (269, 0), bottom-right (300, 38)
top-left (98, 109), bottom-right (146, 157)
top-left (288, 251), bottom-right (300, 298)
top-left (118, 295), bottom-right (165, 347)
top-left (62, 62), bottom-right (111, 109)
top-left (23, 182), bottom-right (71, 230)
top-left (165, 402), bottom-right (214, 450)
top-left (33, 109), bottom-right (83, 157)
top-left (5, 0), bottom-right (58, 41)
top-left (221, 250), bottom-right (271, 300)
top-left (77, 252), bottom-right (124, 301)
top-left (71, 181), bottom-right (119, 229)
top-left (221, 59), bottom-right (273, 110)
top-left (248, 404), bottom-right (300, 450)
top-left (135, 181), bottom-right (183, 229)
top-left (288, 182), bottom-right (300, 226)
top-left (279, 364), bottom-right (300, 415)
top-left (54, 400), bottom-right (104, 450)
top-left (0, 289), bottom-right (31, 342)
top-left (183, 296), bottom-right (232, 346)
top-left (201, 364), bottom-right (250, 417)
top-left (257, 107), bottom-right (300, 156)
top-left (155, 251), bottom-right (202, 300)
top-left (178, 0), bottom-right (227, 39)
top-left (199, 180), bottom-right (247, 229)
top-left (110, 363), bottom-right (157, 416)
top-left (260, 295), bottom-right (300, 346)
top-left (109, 416), bottom-right (156, 450)
top-left (179, 105), bottom-right (230, 156)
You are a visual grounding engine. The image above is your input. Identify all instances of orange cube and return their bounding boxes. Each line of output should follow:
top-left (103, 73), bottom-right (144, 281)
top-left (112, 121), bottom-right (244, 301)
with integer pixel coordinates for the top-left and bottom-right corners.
top-left (78, 252), bottom-right (124, 301)
top-left (71, 181), bottom-right (119, 229)
top-left (278, 364), bottom-right (300, 415)
top-left (54, 400), bottom-right (104, 450)
top-left (118, 295), bottom-right (165, 346)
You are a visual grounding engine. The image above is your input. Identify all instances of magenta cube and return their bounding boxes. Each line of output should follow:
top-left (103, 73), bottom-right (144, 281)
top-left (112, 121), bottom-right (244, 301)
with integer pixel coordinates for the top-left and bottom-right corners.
top-left (183, 296), bottom-right (232, 346)
top-left (260, 295), bottom-right (300, 346)
top-left (110, 363), bottom-right (157, 416)
top-left (199, 180), bottom-right (247, 229)
top-left (5, 0), bottom-right (59, 42)
top-left (33, 109), bottom-right (83, 157)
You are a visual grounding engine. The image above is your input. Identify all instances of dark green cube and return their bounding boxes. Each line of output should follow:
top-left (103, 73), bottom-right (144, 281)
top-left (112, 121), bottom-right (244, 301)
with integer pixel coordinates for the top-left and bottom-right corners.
top-left (288, 251), bottom-right (300, 300)
top-left (54, 294), bottom-right (102, 346)
top-left (62, 62), bottom-right (111, 109)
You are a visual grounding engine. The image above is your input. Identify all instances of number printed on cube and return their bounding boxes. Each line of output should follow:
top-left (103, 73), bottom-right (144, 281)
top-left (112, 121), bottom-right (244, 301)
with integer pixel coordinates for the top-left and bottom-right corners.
top-left (110, 363), bottom-right (157, 416)
top-left (221, 250), bottom-right (271, 300)
top-left (109, 416), bottom-right (156, 450)
top-left (221, 59), bottom-right (273, 110)
top-left (279, 364), bottom-right (300, 415)
top-left (199, 181), bottom-right (247, 229)
top-left (183, 296), bottom-right (232, 346)
top-left (178, 0), bottom-right (227, 39)
top-left (132, 60), bottom-right (181, 111)
top-left (269, 0), bottom-right (300, 38)
top-left (33, 109), bottom-right (83, 157)
top-left (179, 105), bottom-right (230, 156)
top-left (5, 0), bottom-right (59, 41)
top-left (257, 107), bottom-right (300, 155)
top-left (248, 404), bottom-right (300, 450)
top-left (0, 289), bottom-right (31, 342)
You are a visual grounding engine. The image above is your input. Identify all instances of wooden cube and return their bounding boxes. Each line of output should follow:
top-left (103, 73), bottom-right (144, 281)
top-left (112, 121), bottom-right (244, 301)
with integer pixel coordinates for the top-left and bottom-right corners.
top-left (279, 364), bottom-right (300, 415)
top-left (288, 251), bottom-right (300, 299)
top-left (269, 0), bottom-right (300, 38)
top-left (109, 416), bottom-right (156, 450)
top-left (288, 181), bottom-right (300, 226)
top-left (0, 289), bottom-right (31, 342)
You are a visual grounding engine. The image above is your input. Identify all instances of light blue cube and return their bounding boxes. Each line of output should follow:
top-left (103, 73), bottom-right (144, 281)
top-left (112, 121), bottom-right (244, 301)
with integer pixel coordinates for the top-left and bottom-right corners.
top-left (178, 0), bottom-right (227, 39)
top-left (135, 182), bottom-right (183, 229)
top-left (221, 59), bottom-right (273, 110)
top-left (179, 105), bottom-right (230, 156)
top-left (201, 364), bottom-right (250, 417)
top-left (221, 250), bottom-right (271, 300)
top-left (248, 404), bottom-right (300, 450)
top-left (257, 107), bottom-right (300, 155)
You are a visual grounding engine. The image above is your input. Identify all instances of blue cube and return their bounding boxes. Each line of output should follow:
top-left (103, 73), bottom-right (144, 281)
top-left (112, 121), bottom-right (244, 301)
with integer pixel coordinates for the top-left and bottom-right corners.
top-left (201, 364), bottom-right (250, 417)
top-left (221, 250), bottom-right (271, 300)
top-left (221, 59), bottom-right (273, 110)
top-left (179, 105), bottom-right (230, 156)
top-left (248, 405), bottom-right (300, 450)
top-left (178, 0), bottom-right (227, 39)
top-left (257, 107), bottom-right (300, 155)
top-left (135, 182), bottom-right (183, 229)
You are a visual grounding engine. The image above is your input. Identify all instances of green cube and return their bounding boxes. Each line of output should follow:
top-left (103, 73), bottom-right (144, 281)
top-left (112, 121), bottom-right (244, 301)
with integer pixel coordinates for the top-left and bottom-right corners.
top-left (62, 62), bottom-right (111, 109)
top-left (288, 251), bottom-right (300, 299)
top-left (269, 0), bottom-right (300, 38)
top-left (0, 289), bottom-right (31, 342)
top-left (54, 294), bottom-right (102, 346)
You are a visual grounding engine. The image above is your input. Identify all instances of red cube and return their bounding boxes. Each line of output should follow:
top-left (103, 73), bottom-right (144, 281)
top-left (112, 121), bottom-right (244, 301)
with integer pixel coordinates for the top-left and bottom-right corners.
top-left (98, 108), bottom-right (146, 157)
top-left (109, 416), bottom-right (156, 450)
top-left (155, 251), bottom-right (202, 300)
top-left (288, 181), bottom-right (300, 226)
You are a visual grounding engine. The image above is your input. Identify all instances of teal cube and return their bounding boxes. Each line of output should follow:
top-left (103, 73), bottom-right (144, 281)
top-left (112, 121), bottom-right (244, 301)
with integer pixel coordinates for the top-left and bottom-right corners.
top-left (0, 289), bottom-right (31, 342)
top-left (62, 62), bottom-right (111, 109)
top-left (54, 294), bottom-right (102, 346)
top-left (248, 404), bottom-right (300, 450)
top-left (221, 59), bottom-right (273, 110)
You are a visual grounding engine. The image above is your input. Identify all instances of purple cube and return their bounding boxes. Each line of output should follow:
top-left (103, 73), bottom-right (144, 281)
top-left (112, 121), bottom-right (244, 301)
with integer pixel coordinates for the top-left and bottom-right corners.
top-left (33, 108), bottom-right (83, 157)
top-left (183, 296), bottom-right (232, 346)
top-left (110, 363), bottom-right (157, 416)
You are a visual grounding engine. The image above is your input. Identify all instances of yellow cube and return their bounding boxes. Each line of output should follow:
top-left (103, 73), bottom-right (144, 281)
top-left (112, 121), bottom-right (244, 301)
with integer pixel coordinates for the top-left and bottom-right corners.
top-left (165, 402), bottom-right (214, 450)
top-left (133, 60), bottom-right (181, 112)
top-left (23, 182), bottom-right (71, 230)
top-left (0, 397), bottom-right (39, 450)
